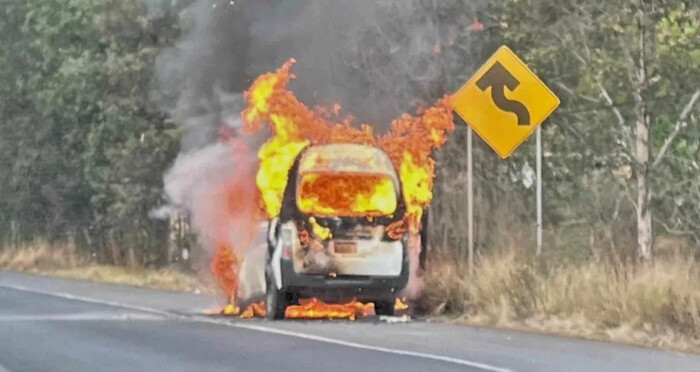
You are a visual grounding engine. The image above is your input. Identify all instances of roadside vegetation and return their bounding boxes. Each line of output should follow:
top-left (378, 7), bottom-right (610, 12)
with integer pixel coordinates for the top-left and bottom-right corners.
top-left (421, 249), bottom-right (700, 353)
top-left (0, 243), bottom-right (211, 294)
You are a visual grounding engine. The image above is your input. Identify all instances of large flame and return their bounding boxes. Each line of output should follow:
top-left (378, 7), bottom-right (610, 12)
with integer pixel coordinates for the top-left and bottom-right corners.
top-left (211, 241), bottom-right (239, 309)
top-left (285, 298), bottom-right (375, 321)
top-left (209, 140), bottom-right (264, 313)
top-left (210, 59), bottom-right (453, 320)
top-left (242, 59), bottom-right (454, 232)
top-left (298, 173), bottom-right (397, 217)
top-left (284, 297), bottom-right (410, 320)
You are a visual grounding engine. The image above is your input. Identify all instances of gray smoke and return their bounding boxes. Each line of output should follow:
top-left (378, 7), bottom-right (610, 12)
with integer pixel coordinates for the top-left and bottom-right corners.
top-left (151, 0), bottom-right (483, 136)
top-left (157, 142), bottom-right (236, 237)
top-left (152, 0), bottom-right (250, 150)
top-left (150, 0), bottom-right (484, 299)
top-left (240, 0), bottom-right (447, 126)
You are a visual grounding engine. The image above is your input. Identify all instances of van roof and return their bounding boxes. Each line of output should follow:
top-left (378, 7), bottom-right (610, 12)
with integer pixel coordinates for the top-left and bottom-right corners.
top-left (298, 144), bottom-right (398, 182)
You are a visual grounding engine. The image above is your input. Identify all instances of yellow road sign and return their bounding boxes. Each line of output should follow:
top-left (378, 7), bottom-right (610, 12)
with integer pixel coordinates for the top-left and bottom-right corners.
top-left (452, 46), bottom-right (560, 158)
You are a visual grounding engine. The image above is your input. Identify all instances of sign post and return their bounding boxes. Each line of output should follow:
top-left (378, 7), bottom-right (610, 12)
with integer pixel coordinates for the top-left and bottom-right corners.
top-left (467, 127), bottom-right (474, 276)
top-left (536, 126), bottom-right (543, 255)
top-left (452, 45), bottom-right (560, 262)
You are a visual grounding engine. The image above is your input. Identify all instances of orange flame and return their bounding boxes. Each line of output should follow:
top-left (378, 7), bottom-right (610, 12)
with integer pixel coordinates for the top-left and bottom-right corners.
top-left (242, 59), bottom-right (454, 233)
top-left (468, 17), bottom-right (484, 32)
top-left (210, 139), bottom-right (264, 309)
top-left (208, 297), bottom-right (407, 320)
top-left (207, 60), bottom-right (453, 318)
top-left (285, 298), bottom-right (375, 321)
top-left (298, 173), bottom-right (397, 217)
top-left (205, 301), bottom-right (266, 318)
top-left (240, 301), bottom-right (266, 319)
top-left (394, 297), bottom-right (409, 311)
top-left (211, 242), bottom-right (239, 306)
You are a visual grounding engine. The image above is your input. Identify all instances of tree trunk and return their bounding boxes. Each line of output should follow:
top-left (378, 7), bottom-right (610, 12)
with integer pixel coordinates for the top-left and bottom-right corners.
top-left (634, 2), bottom-right (655, 261)
top-left (635, 114), bottom-right (652, 261)
top-left (108, 230), bottom-right (121, 266)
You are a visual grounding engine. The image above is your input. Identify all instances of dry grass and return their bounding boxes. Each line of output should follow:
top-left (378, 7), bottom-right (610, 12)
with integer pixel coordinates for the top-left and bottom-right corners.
top-left (0, 244), bottom-right (212, 294)
top-left (420, 250), bottom-right (700, 353)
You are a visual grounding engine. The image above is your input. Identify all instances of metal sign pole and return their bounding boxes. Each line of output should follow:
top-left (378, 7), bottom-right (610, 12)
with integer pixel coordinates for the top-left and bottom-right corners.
top-left (452, 46), bottom-right (560, 261)
top-left (467, 127), bottom-right (475, 275)
top-left (536, 126), bottom-right (543, 255)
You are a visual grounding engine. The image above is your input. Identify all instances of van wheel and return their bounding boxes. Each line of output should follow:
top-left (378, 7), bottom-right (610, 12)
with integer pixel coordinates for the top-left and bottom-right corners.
top-left (374, 299), bottom-right (395, 316)
top-left (265, 271), bottom-right (287, 320)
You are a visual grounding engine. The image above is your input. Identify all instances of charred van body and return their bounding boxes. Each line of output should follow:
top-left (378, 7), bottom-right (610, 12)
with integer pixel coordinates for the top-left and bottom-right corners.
top-left (239, 144), bottom-right (427, 320)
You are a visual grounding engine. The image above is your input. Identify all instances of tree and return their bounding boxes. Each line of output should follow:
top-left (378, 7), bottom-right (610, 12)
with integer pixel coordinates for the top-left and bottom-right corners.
top-left (0, 0), bottom-right (181, 264)
top-left (490, 0), bottom-right (700, 259)
top-left (341, 0), bottom-right (699, 261)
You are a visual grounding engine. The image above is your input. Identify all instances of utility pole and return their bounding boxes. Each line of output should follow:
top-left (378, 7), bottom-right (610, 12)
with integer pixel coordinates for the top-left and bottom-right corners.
top-left (467, 127), bottom-right (474, 275)
top-left (536, 126), bottom-right (543, 255)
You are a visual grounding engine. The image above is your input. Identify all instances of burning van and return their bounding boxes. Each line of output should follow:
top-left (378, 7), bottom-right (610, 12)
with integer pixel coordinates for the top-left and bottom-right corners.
top-left (239, 143), bottom-right (428, 319)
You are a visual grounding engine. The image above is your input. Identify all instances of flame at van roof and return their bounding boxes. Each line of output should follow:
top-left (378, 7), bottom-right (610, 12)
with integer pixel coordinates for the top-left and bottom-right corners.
top-left (298, 144), bottom-right (398, 181)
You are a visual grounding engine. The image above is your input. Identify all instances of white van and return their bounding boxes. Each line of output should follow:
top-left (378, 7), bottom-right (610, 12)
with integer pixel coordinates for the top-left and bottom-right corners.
top-left (239, 144), bottom-right (428, 319)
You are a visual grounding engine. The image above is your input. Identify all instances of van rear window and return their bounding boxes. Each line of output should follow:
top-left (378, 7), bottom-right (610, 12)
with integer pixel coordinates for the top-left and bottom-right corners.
top-left (297, 172), bottom-right (398, 217)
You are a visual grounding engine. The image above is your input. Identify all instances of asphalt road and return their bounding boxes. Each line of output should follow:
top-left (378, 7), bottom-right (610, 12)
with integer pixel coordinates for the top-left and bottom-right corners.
top-left (1, 271), bottom-right (698, 372)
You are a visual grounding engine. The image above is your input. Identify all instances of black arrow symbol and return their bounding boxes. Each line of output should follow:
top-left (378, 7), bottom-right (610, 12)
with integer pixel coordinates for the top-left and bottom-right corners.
top-left (476, 61), bottom-right (530, 125)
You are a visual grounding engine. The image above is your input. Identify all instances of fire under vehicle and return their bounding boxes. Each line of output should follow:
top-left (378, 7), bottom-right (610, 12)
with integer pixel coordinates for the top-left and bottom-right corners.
top-left (237, 143), bottom-right (428, 320)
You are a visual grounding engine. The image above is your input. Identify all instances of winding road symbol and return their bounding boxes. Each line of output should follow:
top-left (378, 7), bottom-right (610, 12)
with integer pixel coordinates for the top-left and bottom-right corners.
top-left (476, 62), bottom-right (530, 126)
top-left (451, 45), bottom-right (560, 158)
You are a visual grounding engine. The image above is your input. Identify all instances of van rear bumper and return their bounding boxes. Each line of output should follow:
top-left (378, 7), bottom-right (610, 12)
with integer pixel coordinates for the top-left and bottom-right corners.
top-left (279, 258), bottom-right (409, 300)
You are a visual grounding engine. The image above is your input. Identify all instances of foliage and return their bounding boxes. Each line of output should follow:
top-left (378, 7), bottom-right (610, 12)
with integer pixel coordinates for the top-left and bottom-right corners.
top-left (489, 0), bottom-right (700, 253)
top-left (350, 0), bottom-right (700, 258)
top-left (0, 0), bottom-right (697, 265)
top-left (0, 0), bottom-right (181, 264)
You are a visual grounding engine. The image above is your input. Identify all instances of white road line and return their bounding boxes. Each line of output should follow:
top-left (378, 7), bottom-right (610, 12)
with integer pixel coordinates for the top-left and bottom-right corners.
top-left (231, 323), bottom-right (514, 372)
top-left (0, 313), bottom-right (163, 321)
top-left (0, 283), bottom-right (514, 372)
top-left (0, 284), bottom-right (172, 317)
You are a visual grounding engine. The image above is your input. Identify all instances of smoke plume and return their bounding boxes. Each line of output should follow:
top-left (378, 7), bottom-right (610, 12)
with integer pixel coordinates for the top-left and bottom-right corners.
top-left (152, 0), bottom-right (483, 301)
